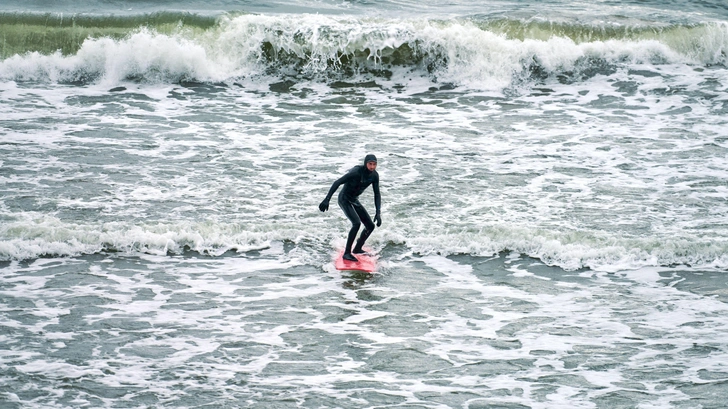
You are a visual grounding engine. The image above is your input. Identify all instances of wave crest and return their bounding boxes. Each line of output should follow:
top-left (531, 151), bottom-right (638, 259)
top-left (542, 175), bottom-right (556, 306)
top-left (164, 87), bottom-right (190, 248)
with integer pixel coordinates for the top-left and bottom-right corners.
top-left (1, 13), bottom-right (727, 87)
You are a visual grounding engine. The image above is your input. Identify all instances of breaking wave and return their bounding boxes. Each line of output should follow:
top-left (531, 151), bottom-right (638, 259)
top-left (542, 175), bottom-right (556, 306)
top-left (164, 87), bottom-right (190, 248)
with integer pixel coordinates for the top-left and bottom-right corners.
top-left (3, 214), bottom-right (728, 272)
top-left (1, 12), bottom-right (727, 88)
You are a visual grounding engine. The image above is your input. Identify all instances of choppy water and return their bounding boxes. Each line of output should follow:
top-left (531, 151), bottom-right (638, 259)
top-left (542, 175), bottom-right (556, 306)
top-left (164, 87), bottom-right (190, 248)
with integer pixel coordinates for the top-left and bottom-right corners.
top-left (2, 0), bottom-right (728, 407)
top-left (3, 251), bottom-right (728, 408)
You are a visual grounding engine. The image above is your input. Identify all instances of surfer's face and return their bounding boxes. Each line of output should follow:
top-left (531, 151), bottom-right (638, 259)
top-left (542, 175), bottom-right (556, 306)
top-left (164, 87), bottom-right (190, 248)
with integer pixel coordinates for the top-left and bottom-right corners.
top-left (366, 161), bottom-right (377, 171)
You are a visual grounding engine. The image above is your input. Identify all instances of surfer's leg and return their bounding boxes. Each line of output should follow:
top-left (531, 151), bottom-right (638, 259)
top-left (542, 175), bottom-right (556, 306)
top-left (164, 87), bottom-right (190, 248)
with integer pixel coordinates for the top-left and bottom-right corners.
top-left (338, 198), bottom-right (361, 261)
top-left (352, 205), bottom-right (375, 254)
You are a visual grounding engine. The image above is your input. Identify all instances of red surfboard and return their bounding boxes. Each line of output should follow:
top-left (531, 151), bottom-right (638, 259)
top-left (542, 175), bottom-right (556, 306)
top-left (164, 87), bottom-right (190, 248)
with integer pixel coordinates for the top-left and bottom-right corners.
top-left (334, 250), bottom-right (377, 273)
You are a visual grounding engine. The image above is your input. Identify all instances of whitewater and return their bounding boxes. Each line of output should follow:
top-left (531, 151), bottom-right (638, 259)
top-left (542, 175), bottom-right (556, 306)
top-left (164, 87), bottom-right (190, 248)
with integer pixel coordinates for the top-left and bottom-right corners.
top-left (2, 0), bottom-right (728, 407)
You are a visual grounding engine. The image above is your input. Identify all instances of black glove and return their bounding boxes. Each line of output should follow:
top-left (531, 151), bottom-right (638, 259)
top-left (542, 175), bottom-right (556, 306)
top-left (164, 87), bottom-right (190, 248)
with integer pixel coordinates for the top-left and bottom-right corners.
top-left (374, 212), bottom-right (382, 227)
top-left (319, 199), bottom-right (330, 212)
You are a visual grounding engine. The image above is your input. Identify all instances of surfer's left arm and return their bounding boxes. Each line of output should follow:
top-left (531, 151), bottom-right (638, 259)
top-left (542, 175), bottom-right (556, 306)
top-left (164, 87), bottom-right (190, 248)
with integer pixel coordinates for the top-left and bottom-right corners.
top-left (373, 175), bottom-right (382, 226)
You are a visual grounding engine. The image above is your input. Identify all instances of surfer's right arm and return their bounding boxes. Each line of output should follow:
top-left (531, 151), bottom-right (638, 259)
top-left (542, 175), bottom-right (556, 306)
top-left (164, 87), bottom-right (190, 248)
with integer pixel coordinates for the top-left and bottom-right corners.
top-left (319, 172), bottom-right (351, 212)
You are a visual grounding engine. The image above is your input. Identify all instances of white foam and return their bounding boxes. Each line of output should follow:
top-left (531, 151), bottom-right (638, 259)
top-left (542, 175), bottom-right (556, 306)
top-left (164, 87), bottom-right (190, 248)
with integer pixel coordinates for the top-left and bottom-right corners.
top-left (2, 7), bottom-right (728, 404)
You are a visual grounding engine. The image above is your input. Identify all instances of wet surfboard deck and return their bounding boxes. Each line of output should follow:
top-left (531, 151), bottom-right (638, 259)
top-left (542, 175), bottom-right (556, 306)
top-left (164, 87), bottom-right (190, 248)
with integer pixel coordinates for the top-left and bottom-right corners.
top-left (334, 250), bottom-right (377, 273)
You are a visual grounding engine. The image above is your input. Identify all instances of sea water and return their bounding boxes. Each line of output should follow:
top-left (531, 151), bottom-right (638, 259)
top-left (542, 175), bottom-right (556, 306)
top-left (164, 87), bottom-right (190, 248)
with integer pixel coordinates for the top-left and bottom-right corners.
top-left (1, 0), bottom-right (728, 407)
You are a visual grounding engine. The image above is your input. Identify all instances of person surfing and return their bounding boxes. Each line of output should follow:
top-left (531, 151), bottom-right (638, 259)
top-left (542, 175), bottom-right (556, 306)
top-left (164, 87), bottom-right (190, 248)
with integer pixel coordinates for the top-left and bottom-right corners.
top-left (319, 154), bottom-right (382, 262)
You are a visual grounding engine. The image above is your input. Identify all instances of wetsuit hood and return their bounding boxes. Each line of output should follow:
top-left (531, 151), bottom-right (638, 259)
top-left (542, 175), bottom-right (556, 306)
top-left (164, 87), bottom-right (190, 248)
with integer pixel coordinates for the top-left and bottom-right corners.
top-left (364, 154), bottom-right (377, 167)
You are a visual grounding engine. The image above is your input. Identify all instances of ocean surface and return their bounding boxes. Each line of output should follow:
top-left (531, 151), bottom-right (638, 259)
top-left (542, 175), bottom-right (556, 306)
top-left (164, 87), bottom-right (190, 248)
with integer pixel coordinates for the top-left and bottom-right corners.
top-left (2, 0), bottom-right (728, 407)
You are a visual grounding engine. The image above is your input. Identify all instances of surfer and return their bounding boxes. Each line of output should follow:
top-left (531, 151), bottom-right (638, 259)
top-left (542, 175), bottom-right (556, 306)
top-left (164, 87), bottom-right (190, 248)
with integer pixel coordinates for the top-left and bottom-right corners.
top-left (319, 154), bottom-right (382, 262)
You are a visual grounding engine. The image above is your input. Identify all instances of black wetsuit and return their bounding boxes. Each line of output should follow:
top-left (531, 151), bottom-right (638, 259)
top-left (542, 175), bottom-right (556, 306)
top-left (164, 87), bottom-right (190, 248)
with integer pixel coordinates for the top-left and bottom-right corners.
top-left (320, 156), bottom-right (381, 257)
